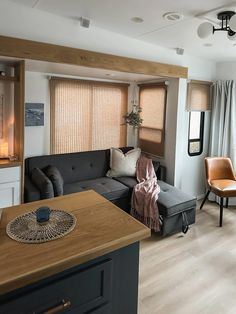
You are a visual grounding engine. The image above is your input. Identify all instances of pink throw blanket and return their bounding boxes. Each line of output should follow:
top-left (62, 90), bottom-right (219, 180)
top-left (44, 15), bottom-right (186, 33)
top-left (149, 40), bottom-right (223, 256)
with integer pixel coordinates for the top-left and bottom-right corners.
top-left (131, 156), bottom-right (160, 231)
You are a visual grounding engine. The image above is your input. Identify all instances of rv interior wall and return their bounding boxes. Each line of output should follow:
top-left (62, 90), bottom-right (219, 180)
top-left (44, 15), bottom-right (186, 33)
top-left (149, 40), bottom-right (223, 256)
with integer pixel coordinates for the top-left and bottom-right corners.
top-left (216, 62), bottom-right (236, 80)
top-left (174, 79), bottom-right (211, 199)
top-left (24, 72), bottom-right (50, 157)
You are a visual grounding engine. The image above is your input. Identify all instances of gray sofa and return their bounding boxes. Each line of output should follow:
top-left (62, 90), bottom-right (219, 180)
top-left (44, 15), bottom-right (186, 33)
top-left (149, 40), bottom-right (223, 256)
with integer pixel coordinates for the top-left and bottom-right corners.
top-left (24, 147), bottom-right (196, 235)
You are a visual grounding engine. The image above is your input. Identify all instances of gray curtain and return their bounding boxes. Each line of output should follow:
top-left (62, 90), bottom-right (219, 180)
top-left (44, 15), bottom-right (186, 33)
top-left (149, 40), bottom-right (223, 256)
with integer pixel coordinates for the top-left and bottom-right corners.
top-left (209, 80), bottom-right (236, 167)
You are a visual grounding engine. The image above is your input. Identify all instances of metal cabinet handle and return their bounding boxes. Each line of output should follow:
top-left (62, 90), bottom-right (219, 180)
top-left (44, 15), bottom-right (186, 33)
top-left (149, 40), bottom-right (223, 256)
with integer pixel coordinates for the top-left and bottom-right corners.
top-left (38, 299), bottom-right (71, 314)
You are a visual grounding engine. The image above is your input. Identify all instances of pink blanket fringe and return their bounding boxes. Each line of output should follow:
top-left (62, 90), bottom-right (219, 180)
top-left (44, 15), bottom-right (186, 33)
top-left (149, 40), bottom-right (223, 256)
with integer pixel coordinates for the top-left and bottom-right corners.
top-left (131, 155), bottom-right (160, 232)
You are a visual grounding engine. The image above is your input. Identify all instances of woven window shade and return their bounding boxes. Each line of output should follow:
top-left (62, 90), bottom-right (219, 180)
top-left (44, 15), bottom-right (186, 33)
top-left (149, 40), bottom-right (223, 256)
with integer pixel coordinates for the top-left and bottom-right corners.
top-left (50, 78), bottom-right (127, 154)
top-left (138, 84), bottom-right (167, 157)
top-left (187, 81), bottom-right (211, 111)
top-left (92, 85), bottom-right (127, 150)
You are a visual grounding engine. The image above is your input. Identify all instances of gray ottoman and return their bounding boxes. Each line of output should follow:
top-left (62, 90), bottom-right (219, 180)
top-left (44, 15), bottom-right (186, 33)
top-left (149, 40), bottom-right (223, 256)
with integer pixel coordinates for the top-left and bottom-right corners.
top-left (158, 181), bottom-right (196, 235)
top-left (114, 176), bottom-right (196, 236)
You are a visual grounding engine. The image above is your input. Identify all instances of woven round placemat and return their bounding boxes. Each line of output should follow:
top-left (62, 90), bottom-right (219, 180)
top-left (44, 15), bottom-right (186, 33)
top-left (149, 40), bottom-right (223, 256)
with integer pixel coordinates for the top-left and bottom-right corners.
top-left (6, 209), bottom-right (77, 244)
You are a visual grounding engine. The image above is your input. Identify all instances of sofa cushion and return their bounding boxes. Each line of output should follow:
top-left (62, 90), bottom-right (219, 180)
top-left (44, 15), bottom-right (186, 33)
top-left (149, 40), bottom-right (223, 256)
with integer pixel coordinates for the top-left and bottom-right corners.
top-left (157, 181), bottom-right (196, 217)
top-left (44, 165), bottom-right (64, 196)
top-left (64, 177), bottom-right (129, 201)
top-left (114, 176), bottom-right (138, 189)
top-left (31, 168), bottom-right (54, 199)
top-left (107, 148), bottom-right (141, 177)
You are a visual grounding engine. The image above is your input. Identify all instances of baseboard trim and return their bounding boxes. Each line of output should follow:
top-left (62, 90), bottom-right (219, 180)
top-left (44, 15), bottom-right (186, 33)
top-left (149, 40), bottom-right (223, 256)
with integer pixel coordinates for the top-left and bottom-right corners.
top-left (197, 194), bottom-right (205, 201)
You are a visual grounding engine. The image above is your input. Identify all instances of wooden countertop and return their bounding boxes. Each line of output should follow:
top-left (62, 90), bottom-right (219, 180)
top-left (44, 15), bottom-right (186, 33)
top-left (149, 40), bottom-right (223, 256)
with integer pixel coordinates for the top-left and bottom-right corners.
top-left (0, 191), bottom-right (150, 295)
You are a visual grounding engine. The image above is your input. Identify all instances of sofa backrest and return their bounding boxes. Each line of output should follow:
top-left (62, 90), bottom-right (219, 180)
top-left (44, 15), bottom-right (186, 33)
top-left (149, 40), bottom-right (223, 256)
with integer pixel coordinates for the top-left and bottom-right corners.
top-left (25, 150), bottom-right (109, 184)
top-left (25, 147), bottom-right (134, 184)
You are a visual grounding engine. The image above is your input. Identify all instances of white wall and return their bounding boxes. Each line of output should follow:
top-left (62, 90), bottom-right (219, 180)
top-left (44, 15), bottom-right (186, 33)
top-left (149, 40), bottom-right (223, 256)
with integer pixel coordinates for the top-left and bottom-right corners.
top-left (24, 72), bottom-right (50, 157)
top-left (150, 79), bottom-right (179, 185)
top-left (174, 79), bottom-right (211, 199)
top-left (216, 62), bottom-right (236, 80)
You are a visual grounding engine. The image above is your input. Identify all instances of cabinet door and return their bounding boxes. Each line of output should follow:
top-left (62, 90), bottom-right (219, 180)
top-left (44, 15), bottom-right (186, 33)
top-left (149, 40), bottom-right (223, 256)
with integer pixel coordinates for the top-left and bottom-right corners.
top-left (0, 259), bottom-right (113, 314)
top-left (0, 166), bottom-right (21, 208)
top-left (0, 181), bottom-right (20, 208)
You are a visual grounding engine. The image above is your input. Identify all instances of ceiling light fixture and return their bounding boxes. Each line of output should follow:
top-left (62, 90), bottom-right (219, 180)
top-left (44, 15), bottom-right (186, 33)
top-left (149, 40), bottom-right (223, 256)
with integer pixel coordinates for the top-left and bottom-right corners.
top-left (131, 17), bottom-right (144, 23)
top-left (197, 11), bottom-right (236, 40)
top-left (163, 12), bottom-right (183, 21)
top-left (203, 43), bottom-right (213, 47)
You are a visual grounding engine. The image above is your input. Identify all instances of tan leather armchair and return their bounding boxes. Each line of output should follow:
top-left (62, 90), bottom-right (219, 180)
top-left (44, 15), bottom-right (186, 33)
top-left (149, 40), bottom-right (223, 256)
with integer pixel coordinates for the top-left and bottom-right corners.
top-left (200, 157), bottom-right (236, 227)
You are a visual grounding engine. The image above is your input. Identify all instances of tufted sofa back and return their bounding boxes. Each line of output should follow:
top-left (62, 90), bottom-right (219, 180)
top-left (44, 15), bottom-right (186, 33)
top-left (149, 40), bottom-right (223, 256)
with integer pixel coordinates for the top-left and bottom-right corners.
top-left (25, 147), bottom-right (133, 184)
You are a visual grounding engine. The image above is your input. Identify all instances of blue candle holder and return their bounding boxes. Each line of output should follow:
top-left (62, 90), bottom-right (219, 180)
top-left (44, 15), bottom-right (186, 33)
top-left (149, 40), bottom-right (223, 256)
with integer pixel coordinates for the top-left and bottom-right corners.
top-left (36, 207), bottom-right (50, 224)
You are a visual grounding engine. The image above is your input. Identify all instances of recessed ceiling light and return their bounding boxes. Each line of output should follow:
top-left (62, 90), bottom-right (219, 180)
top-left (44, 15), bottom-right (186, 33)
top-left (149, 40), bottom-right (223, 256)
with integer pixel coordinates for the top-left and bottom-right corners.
top-left (131, 17), bottom-right (144, 23)
top-left (203, 43), bottom-right (213, 47)
top-left (163, 12), bottom-right (183, 21)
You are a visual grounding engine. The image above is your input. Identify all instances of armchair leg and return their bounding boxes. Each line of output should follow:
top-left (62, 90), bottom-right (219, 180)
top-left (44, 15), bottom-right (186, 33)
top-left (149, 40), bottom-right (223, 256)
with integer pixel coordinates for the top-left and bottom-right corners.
top-left (226, 198), bottom-right (229, 208)
top-left (219, 197), bottom-right (224, 227)
top-left (200, 190), bottom-right (210, 210)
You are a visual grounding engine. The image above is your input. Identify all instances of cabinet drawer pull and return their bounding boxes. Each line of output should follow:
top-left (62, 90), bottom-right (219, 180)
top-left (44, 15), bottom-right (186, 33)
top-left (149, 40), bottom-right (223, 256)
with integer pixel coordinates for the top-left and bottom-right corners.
top-left (40, 299), bottom-right (71, 314)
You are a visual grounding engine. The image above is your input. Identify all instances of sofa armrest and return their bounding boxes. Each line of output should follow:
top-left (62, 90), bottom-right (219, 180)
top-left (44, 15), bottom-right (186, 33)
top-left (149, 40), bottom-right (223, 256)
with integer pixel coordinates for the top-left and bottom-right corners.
top-left (156, 165), bottom-right (166, 181)
top-left (24, 175), bottom-right (41, 203)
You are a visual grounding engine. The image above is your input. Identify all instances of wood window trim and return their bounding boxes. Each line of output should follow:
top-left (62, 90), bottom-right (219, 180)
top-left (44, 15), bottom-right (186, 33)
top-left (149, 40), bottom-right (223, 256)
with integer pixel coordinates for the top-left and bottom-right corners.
top-left (0, 35), bottom-right (188, 79)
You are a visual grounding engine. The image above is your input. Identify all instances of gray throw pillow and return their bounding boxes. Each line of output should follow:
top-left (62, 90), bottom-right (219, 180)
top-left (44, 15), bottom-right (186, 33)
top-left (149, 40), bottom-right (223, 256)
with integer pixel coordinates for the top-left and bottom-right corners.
top-left (31, 168), bottom-right (54, 199)
top-left (44, 165), bottom-right (64, 196)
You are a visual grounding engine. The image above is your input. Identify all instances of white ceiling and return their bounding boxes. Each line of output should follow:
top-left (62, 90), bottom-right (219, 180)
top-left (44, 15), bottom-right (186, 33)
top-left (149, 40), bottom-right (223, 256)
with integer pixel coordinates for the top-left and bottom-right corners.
top-left (7, 0), bottom-right (236, 61)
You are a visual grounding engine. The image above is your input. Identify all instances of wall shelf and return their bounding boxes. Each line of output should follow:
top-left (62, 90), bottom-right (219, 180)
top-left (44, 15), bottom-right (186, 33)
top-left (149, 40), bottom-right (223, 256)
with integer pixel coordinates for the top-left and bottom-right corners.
top-left (0, 160), bottom-right (22, 169)
top-left (0, 75), bottom-right (18, 82)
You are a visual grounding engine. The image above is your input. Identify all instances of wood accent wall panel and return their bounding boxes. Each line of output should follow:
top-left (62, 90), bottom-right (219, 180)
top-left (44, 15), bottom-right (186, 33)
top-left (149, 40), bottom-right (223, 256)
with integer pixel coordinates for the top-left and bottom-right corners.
top-left (14, 60), bottom-right (25, 202)
top-left (14, 60), bottom-right (25, 163)
top-left (0, 35), bottom-right (188, 78)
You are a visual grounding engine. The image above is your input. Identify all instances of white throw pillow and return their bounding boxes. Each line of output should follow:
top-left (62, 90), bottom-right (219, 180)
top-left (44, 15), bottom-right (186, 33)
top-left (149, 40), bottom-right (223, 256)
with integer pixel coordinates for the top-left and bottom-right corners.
top-left (107, 148), bottom-right (141, 177)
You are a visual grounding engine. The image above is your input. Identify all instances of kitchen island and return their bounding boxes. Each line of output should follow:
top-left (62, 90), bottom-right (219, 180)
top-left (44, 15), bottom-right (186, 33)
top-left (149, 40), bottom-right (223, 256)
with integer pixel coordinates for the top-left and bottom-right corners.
top-left (0, 190), bottom-right (150, 314)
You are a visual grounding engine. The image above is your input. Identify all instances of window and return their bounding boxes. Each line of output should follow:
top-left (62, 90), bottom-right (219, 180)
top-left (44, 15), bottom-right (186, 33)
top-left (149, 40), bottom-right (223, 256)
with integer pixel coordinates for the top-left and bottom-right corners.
top-left (50, 77), bottom-right (128, 154)
top-left (188, 112), bottom-right (205, 156)
top-left (187, 80), bottom-right (211, 156)
top-left (138, 84), bottom-right (167, 157)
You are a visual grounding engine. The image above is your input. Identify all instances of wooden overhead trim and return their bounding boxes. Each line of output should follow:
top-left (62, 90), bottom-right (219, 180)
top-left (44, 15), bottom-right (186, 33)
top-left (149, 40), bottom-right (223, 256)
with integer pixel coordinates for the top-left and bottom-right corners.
top-left (0, 35), bottom-right (188, 78)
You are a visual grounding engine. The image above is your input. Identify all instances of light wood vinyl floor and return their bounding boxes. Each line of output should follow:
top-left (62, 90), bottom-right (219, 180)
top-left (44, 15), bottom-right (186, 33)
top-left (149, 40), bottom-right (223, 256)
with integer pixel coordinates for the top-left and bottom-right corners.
top-left (138, 201), bottom-right (236, 314)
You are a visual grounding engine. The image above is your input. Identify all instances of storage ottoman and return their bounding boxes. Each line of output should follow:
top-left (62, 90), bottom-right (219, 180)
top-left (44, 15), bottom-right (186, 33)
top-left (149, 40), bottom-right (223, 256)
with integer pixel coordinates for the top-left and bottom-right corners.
top-left (158, 181), bottom-right (196, 235)
top-left (114, 177), bottom-right (196, 236)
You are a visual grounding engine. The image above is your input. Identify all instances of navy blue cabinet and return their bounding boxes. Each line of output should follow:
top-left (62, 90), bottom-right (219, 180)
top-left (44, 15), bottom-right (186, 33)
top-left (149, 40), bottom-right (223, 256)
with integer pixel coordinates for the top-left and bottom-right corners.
top-left (0, 243), bottom-right (139, 314)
